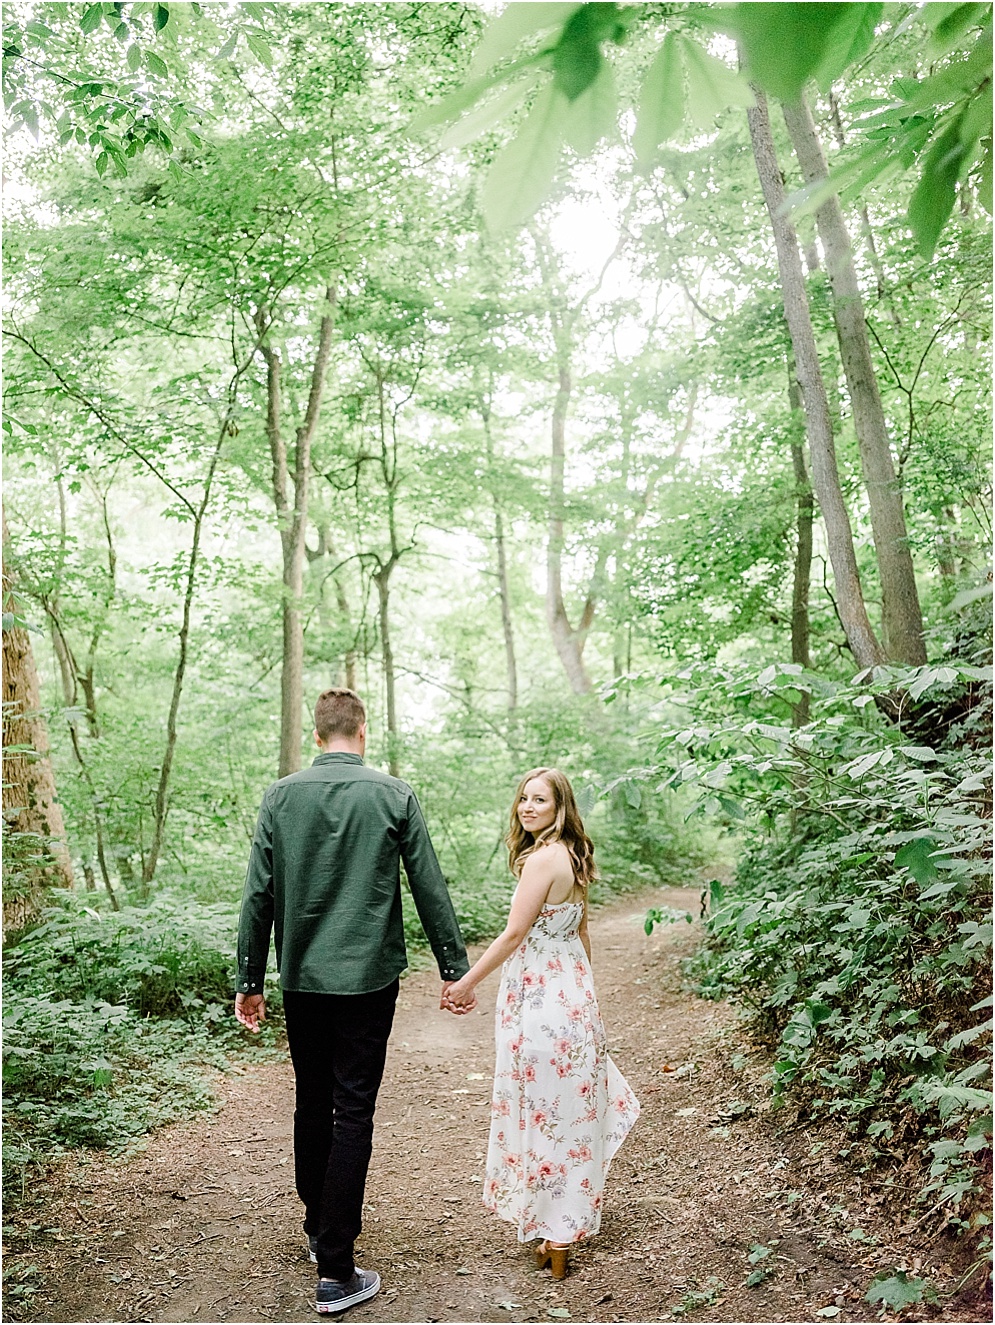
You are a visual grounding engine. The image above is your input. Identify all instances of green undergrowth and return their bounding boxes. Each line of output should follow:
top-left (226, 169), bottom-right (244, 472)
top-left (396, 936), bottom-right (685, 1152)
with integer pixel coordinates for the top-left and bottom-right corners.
top-left (633, 653), bottom-right (993, 1240)
top-left (1, 894), bottom-right (282, 1204)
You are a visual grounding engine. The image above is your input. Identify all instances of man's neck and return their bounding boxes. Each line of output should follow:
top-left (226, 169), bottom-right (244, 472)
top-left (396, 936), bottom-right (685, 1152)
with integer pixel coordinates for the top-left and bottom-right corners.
top-left (318, 742), bottom-right (363, 757)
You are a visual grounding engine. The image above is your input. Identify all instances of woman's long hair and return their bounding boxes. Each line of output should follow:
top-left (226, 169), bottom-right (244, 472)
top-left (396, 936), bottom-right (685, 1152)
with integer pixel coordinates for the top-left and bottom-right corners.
top-left (506, 767), bottom-right (597, 887)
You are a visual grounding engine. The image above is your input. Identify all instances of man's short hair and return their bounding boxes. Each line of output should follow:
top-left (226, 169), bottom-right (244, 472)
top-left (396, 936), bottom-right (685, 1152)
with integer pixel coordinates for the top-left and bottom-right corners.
top-left (314, 688), bottom-right (366, 742)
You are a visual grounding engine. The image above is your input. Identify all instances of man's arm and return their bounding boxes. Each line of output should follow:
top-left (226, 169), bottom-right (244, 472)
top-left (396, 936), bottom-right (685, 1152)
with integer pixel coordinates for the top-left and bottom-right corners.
top-left (235, 793), bottom-right (275, 1010)
top-left (399, 789), bottom-right (471, 988)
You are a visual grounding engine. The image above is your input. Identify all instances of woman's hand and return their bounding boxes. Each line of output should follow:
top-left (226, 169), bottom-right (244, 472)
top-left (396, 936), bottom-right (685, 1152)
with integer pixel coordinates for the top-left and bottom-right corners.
top-left (441, 977), bottom-right (477, 1015)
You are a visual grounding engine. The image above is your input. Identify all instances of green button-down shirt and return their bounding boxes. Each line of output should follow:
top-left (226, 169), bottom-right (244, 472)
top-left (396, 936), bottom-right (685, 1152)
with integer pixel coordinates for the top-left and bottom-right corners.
top-left (236, 752), bottom-right (469, 995)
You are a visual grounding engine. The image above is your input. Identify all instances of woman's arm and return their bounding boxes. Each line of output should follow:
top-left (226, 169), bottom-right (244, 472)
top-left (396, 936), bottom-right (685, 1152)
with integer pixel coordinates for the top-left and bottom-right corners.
top-left (441, 851), bottom-right (557, 1010)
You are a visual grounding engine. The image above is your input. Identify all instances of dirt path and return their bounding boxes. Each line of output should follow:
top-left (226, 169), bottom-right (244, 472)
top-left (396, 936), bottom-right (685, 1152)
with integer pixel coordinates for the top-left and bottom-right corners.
top-left (5, 886), bottom-right (987, 1324)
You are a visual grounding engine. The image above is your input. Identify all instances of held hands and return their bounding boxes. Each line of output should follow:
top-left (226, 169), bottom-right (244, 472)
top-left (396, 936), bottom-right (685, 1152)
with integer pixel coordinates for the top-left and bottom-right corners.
top-left (440, 978), bottom-right (477, 1016)
top-left (235, 992), bottom-right (267, 1033)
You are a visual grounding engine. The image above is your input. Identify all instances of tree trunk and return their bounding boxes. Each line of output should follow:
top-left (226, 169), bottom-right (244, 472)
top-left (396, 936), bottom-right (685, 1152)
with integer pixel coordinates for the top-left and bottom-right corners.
top-left (258, 285), bottom-right (338, 779)
top-left (2, 513), bottom-right (74, 937)
top-left (787, 358), bottom-right (813, 726)
top-left (374, 566), bottom-right (400, 777)
top-left (547, 356), bottom-right (595, 695)
top-left (747, 88), bottom-right (885, 671)
top-left (481, 394), bottom-right (518, 711)
top-left (783, 95), bottom-right (926, 665)
top-left (141, 422), bottom-right (229, 892)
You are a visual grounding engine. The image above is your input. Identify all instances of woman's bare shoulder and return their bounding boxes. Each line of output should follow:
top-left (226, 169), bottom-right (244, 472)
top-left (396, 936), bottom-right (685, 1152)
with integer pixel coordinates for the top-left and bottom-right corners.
top-left (525, 840), bottom-right (573, 875)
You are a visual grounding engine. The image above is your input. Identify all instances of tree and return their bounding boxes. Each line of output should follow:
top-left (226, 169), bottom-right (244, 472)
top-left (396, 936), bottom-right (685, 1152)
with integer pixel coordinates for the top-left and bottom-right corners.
top-left (782, 93), bottom-right (926, 665)
top-left (2, 512), bottom-right (74, 936)
top-left (747, 86), bottom-right (885, 670)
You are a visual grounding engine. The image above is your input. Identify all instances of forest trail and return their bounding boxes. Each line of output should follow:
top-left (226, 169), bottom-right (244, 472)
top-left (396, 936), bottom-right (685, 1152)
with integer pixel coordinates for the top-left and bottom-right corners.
top-left (9, 885), bottom-right (982, 1325)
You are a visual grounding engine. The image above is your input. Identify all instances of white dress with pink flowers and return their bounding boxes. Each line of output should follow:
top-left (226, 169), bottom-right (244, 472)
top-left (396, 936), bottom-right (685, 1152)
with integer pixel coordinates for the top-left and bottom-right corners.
top-left (482, 900), bottom-right (640, 1244)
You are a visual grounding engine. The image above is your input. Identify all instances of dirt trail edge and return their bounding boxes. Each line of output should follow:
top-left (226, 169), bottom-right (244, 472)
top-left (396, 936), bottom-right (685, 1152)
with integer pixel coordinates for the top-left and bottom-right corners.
top-left (7, 885), bottom-right (986, 1325)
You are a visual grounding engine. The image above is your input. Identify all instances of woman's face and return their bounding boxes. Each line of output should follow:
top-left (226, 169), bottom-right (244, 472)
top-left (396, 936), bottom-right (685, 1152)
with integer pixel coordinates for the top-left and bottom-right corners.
top-left (518, 776), bottom-right (557, 835)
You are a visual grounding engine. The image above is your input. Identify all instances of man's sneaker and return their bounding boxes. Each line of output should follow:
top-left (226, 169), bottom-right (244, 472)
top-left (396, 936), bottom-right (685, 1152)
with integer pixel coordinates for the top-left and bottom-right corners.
top-left (307, 1236), bottom-right (318, 1263)
top-left (315, 1269), bottom-right (380, 1314)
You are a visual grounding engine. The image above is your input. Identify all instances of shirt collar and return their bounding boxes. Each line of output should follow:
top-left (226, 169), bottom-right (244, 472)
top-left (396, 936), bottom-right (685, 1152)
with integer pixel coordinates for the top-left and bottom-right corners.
top-left (312, 752), bottom-right (365, 766)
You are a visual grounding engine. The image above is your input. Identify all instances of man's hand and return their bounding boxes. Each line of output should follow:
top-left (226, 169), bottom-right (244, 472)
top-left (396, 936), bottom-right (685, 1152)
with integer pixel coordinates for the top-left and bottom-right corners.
top-left (441, 978), bottom-right (477, 1015)
top-left (235, 992), bottom-right (267, 1033)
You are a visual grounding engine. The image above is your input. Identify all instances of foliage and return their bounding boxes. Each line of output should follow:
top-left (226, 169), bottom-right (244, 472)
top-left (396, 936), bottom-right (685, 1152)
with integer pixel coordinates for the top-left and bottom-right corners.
top-left (1, 893), bottom-right (276, 1190)
top-left (415, 2), bottom-right (993, 253)
top-left (630, 652), bottom-right (992, 1225)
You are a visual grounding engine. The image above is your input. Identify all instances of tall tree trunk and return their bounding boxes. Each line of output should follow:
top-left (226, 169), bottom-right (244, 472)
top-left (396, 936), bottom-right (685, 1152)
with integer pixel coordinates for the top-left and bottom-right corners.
top-left (480, 394), bottom-right (518, 711)
top-left (2, 513), bottom-right (74, 937)
top-left (141, 423), bottom-right (230, 892)
top-left (307, 525), bottom-right (359, 690)
top-left (787, 358), bottom-right (813, 726)
top-left (783, 95), bottom-right (926, 665)
top-left (374, 566), bottom-right (400, 777)
top-left (747, 88), bottom-right (885, 671)
top-left (258, 285), bottom-right (338, 779)
top-left (547, 354), bottom-right (595, 695)
top-left (827, 92), bottom-right (898, 323)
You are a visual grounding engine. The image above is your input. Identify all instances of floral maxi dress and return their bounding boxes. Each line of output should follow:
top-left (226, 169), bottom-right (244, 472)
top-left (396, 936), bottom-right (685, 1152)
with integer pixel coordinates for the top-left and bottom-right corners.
top-left (482, 900), bottom-right (640, 1244)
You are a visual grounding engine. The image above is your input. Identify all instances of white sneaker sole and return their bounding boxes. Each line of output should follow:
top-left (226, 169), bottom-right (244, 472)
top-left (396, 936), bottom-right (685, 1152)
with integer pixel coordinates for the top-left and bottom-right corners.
top-left (315, 1271), bottom-right (381, 1314)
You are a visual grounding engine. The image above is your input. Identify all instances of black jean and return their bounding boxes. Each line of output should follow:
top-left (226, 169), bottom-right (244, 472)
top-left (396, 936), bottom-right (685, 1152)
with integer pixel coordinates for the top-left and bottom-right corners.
top-left (282, 980), bottom-right (399, 1281)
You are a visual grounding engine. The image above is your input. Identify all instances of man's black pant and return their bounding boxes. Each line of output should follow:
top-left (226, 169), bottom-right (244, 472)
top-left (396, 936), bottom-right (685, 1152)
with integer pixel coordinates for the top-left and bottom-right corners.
top-left (283, 980), bottom-right (399, 1282)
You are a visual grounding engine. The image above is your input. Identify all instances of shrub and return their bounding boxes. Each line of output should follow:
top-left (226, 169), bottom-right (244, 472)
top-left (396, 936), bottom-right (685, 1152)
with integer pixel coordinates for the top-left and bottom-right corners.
top-left (635, 659), bottom-right (992, 1229)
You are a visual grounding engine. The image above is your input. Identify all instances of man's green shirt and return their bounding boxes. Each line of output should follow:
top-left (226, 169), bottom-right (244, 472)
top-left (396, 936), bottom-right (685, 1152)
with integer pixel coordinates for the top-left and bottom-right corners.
top-left (237, 752), bottom-right (469, 995)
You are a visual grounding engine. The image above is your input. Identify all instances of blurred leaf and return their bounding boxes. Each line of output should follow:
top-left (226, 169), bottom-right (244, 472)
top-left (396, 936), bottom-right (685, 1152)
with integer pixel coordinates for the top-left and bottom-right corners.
top-left (440, 73), bottom-right (540, 151)
top-left (481, 81), bottom-right (568, 230)
top-left (471, 3), bottom-right (579, 76)
top-left (812, 2), bottom-right (883, 86)
top-left (563, 59), bottom-right (616, 153)
top-left (633, 31), bottom-right (684, 164)
top-left (726, 2), bottom-right (862, 102)
top-left (681, 36), bottom-right (753, 131)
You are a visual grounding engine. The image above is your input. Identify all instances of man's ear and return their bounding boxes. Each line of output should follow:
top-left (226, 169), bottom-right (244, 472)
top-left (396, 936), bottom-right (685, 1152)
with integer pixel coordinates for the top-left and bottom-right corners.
top-left (314, 729), bottom-right (322, 748)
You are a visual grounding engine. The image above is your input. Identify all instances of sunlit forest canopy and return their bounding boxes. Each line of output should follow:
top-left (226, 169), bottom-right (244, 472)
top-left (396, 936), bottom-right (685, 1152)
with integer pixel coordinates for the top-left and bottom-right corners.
top-left (1, 0), bottom-right (991, 1257)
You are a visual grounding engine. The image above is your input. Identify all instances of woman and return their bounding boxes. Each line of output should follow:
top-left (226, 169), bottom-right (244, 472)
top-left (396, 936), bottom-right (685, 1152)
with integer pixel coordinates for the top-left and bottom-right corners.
top-left (442, 768), bottom-right (639, 1278)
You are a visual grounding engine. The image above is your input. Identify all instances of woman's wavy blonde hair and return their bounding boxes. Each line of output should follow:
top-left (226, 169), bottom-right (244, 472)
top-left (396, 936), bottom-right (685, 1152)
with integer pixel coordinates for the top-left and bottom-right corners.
top-left (506, 767), bottom-right (597, 887)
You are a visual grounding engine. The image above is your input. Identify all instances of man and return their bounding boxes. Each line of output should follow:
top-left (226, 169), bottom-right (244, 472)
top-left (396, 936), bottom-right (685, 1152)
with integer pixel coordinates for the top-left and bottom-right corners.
top-left (235, 687), bottom-right (475, 1315)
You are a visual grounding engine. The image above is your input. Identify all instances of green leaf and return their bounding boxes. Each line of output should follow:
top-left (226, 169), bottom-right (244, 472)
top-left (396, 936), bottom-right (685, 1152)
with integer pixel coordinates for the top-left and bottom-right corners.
top-left (908, 116), bottom-right (968, 257)
top-left (552, 5), bottom-right (605, 102)
top-left (80, 4), bottom-right (103, 35)
top-left (126, 43), bottom-right (142, 72)
top-left (812, 3), bottom-right (883, 88)
top-left (439, 72), bottom-right (540, 151)
top-left (623, 780), bottom-right (642, 809)
top-left (470, 2), bottom-right (580, 77)
top-left (480, 80), bottom-right (568, 231)
top-left (411, 57), bottom-right (540, 132)
top-left (894, 837), bottom-right (939, 886)
top-left (726, 3), bottom-right (862, 102)
top-left (145, 49), bottom-right (168, 78)
top-left (681, 36), bottom-right (754, 131)
top-left (865, 1272), bottom-right (927, 1311)
top-left (926, 3), bottom-right (991, 55)
top-left (214, 30), bottom-right (239, 62)
top-left (633, 31), bottom-right (685, 165)
top-left (153, 3), bottom-right (170, 33)
top-left (978, 136), bottom-right (994, 212)
top-left (245, 31), bottom-right (274, 69)
top-left (95, 151), bottom-right (110, 176)
top-left (562, 60), bottom-right (617, 154)
top-left (114, 21), bottom-right (129, 41)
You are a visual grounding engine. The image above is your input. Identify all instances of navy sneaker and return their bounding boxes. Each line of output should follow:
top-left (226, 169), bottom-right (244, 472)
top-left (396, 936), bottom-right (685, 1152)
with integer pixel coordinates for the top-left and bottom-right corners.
top-left (315, 1269), bottom-right (380, 1314)
top-left (307, 1235), bottom-right (318, 1263)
